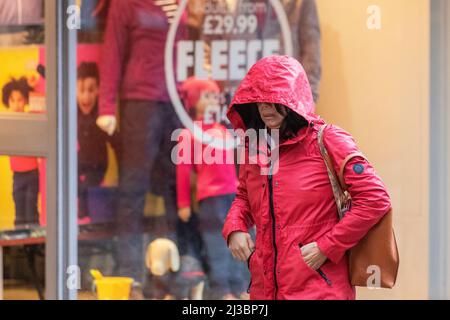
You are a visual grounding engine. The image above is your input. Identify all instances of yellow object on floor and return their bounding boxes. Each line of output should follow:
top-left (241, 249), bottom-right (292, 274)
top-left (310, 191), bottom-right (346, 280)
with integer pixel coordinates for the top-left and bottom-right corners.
top-left (90, 269), bottom-right (133, 300)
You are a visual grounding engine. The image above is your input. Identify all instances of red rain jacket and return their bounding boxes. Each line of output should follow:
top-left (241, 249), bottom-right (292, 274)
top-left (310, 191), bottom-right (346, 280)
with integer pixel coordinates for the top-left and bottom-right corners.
top-left (222, 55), bottom-right (391, 300)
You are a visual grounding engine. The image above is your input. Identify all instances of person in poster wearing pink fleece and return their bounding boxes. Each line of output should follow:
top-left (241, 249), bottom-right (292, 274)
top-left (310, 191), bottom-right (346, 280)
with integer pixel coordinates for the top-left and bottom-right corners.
top-left (176, 77), bottom-right (249, 300)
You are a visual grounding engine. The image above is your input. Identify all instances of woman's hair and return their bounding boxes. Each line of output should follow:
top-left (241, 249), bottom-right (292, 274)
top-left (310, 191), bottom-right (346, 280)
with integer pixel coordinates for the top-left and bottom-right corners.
top-left (235, 103), bottom-right (309, 142)
top-left (2, 77), bottom-right (32, 108)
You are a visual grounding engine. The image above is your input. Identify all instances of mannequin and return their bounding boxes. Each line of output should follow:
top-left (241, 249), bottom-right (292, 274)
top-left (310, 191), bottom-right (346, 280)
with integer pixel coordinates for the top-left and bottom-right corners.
top-left (97, 0), bottom-right (186, 294)
top-left (176, 77), bottom-right (249, 299)
top-left (96, 115), bottom-right (115, 136)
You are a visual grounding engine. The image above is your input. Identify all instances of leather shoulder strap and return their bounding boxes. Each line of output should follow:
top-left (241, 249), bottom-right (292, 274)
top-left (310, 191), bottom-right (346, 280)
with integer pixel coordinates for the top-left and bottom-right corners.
top-left (318, 125), bottom-right (347, 219)
top-left (317, 124), bottom-right (343, 190)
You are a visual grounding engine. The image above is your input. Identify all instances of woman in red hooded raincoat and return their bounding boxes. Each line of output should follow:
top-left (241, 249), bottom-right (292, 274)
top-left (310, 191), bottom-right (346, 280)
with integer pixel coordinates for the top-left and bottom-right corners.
top-left (222, 55), bottom-right (392, 300)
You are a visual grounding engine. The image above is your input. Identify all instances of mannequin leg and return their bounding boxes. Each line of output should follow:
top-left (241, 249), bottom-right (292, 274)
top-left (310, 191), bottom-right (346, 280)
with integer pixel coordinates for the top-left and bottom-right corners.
top-left (149, 102), bottom-right (181, 241)
top-left (116, 100), bottom-right (165, 283)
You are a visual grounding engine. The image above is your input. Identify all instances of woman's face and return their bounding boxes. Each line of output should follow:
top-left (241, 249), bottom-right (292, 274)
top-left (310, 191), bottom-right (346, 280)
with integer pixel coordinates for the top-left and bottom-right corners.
top-left (257, 103), bottom-right (287, 129)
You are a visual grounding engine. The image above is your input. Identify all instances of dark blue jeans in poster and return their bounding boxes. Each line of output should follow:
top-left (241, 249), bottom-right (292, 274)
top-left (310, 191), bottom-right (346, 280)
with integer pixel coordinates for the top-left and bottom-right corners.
top-left (13, 169), bottom-right (39, 226)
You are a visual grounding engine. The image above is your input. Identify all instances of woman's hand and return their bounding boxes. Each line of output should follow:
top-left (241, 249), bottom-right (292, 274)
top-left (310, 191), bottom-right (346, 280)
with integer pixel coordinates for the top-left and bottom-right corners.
top-left (178, 207), bottom-right (191, 222)
top-left (300, 242), bottom-right (327, 270)
top-left (228, 231), bottom-right (255, 262)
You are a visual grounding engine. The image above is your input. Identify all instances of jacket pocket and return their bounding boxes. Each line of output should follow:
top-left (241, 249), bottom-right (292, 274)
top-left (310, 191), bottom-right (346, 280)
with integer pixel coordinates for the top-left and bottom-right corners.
top-left (298, 243), bottom-right (332, 287)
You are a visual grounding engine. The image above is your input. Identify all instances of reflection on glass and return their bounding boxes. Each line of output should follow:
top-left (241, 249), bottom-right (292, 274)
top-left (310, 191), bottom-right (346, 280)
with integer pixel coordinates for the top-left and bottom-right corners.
top-left (72, 0), bottom-right (321, 300)
top-left (0, 0), bottom-right (46, 300)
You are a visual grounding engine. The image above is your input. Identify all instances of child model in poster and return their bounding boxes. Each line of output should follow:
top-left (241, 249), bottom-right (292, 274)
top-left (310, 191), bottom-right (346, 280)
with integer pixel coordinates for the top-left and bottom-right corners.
top-left (176, 77), bottom-right (248, 300)
top-left (77, 62), bottom-right (120, 223)
top-left (2, 77), bottom-right (39, 227)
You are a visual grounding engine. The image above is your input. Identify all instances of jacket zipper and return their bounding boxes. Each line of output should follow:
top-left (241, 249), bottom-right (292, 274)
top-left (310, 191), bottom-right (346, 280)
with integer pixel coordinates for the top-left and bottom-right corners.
top-left (317, 268), bottom-right (332, 286)
top-left (268, 168), bottom-right (279, 299)
top-left (246, 249), bottom-right (255, 293)
top-left (298, 243), bottom-right (332, 286)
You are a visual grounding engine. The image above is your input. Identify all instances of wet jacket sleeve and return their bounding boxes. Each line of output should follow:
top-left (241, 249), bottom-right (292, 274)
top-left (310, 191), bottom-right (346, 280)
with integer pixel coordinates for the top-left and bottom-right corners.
top-left (298, 0), bottom-right (321, 102)
top-left (222, 164), bottom-right (255, 243)
top-left (99, 0), bottom-right (130, 116)
top-left (316, 125), bottom-right (392, 264)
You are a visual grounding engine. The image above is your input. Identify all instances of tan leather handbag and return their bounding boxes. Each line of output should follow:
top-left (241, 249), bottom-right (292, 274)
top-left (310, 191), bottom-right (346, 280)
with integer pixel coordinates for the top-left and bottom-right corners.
top-left (317, 125), bottom-right (399, 288)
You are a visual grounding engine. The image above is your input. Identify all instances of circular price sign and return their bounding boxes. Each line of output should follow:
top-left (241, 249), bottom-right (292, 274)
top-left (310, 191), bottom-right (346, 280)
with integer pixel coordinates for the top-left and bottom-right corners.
top-left (165, 0), bottom-right (293, 150)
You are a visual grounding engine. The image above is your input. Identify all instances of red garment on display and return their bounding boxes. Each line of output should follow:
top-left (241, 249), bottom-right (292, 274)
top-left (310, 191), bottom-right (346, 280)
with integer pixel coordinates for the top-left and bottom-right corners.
top-left (99, 0), bottom-right (185, 116)
top-left (10, 156), bottom-right (38, 173)
top-left (176, 122), bottom-right (238, 209)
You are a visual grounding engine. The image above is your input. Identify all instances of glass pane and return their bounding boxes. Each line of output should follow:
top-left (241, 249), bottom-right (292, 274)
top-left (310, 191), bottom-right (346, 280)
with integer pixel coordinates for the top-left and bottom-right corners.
top-left (0, 155), bottom-right (46, 300)
top-left (75, 0), bottom-right (118, 300)
top-left (0, 0), bottom-right (46, 301)
top-left (70, 0), bottom-right (429, 301)
top-left (74, 0), bottom-right (253, 300)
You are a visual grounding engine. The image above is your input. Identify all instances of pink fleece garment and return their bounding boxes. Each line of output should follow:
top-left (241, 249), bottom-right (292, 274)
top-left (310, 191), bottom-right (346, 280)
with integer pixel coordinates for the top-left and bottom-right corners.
top-left (176, 122), bottom-right (238, 208)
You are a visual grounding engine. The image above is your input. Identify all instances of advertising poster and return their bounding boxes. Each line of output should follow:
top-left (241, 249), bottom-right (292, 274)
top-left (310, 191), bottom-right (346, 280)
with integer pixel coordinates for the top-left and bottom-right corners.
top-left (169, 0), bottom-right (294, 148)
top-left (0, 44), bottom-right (106, 229)
top-left (0, 45), bottom-right (41, 229)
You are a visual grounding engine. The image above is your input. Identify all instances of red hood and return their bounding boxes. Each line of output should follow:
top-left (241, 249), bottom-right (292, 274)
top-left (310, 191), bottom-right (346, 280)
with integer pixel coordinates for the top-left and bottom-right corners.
top-left (227, 55), bottom-right (318, 131)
